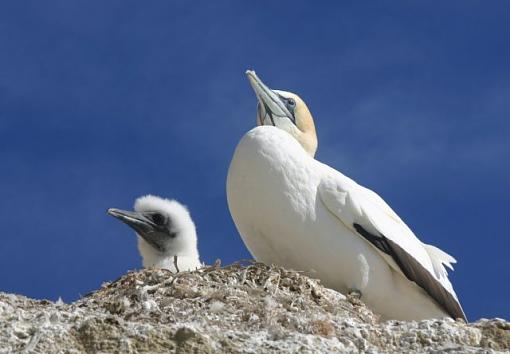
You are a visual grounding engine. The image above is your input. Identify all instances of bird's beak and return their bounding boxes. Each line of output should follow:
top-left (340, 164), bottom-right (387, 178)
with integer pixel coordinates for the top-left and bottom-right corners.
top-left (107, 208), bottom-right (157, 238)
top-left (246, 70), bottom-right (293, 122)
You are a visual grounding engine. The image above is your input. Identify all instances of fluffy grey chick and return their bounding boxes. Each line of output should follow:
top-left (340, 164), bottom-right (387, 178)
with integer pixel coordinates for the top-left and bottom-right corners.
top-left (108, 195), bottom-right (202, 272)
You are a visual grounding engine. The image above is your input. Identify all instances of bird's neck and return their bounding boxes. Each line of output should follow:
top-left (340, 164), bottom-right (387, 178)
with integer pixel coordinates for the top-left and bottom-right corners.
top-left (137, 237), bottom-right (200, 269)
top-left (295, 129), bottom-right (317, 157)
top-left (143, 252), bottom-right (201, 272)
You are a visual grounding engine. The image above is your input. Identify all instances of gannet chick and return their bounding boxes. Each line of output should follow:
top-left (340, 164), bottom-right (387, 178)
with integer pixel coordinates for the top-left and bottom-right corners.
top-left (226, 70), bottom-right (466, 321)
top-left (108, 195), bottom-right (202, 273)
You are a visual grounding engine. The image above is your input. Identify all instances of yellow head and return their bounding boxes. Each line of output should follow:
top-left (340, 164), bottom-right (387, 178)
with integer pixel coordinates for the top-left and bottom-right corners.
top-left (246, 70), bottom-right (318, 157)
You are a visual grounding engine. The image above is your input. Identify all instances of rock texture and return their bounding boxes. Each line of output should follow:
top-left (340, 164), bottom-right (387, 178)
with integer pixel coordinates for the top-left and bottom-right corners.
top-left (1, 262), bottom-right (509, 353)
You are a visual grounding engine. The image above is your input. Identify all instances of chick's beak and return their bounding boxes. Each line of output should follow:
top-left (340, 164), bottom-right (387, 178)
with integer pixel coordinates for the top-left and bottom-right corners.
top-left (107, 208), bottom-right (157, 237)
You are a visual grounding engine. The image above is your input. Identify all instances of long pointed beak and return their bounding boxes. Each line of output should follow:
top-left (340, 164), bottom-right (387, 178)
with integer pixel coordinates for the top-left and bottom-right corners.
top-left (107, 208), bottom-right (156, 236)
top-left (246, 70), bottom-right (292, 119)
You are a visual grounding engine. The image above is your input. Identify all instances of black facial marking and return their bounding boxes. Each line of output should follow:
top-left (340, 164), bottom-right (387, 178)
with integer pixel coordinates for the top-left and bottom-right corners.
top-left (286, 104), bottom-right (296, 125)
top-left (277, 94), bottom-right (297, 125)
top-left (151, 212), bottom-right (166, 226)
top-left (263, 101), bottom-right (276, 126)
top-left (259, 93), bottom-right (296, 127)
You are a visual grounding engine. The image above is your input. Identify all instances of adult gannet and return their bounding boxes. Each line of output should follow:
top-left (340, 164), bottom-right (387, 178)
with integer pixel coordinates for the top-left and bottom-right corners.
top-left (108, 195), bottom-right (202, 273)
top-left (226, 70), bottom-right (466, 321)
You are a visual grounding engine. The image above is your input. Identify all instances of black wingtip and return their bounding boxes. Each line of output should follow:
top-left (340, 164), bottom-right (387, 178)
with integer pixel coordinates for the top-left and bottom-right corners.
top-left (353, 223), bottom-right (466, 321)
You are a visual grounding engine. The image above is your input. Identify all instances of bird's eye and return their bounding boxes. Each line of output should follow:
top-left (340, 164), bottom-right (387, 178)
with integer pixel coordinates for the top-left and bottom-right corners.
top-left (287, 98), bottom-right (296, 107)
top-left (151, 213), bottom-right (166, 226)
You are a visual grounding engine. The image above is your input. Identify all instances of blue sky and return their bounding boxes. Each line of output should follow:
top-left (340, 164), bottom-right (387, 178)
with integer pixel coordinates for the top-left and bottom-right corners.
top-left (1, 2), bottom-right (509, 321)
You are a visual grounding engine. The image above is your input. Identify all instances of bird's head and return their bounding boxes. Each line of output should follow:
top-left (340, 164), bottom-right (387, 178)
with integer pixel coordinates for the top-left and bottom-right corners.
top-left (246, 70), bottom-right (318, 157)
top-left (108, 195), bottom-right (198, 260)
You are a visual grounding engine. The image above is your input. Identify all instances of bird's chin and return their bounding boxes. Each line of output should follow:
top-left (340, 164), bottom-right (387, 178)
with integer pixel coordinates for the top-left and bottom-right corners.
top-left (261, 117), bottom-right (273, 127)
top-left (137, 236), bottom-right (166, 267)
top-left (137, 232), bottom-right (168, 254)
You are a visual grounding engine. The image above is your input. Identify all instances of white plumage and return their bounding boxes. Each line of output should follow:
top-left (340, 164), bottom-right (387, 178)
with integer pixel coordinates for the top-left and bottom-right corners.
top-left (227, 71), bottom-right (465, 321)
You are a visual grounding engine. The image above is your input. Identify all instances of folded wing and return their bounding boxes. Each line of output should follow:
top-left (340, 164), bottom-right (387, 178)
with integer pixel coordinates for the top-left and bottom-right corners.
top-left (318, 171), bottom-right (466, 321)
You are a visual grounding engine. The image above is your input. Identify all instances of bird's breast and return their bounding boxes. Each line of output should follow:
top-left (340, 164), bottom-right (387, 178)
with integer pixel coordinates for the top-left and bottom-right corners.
top-left (228, 126), bottom-right (319, 223)
top-left (227, 127), bottom-right (325, 264)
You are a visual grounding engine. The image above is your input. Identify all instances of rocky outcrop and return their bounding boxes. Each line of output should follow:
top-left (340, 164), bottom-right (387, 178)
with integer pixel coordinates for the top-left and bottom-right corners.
top-left (1, 263), bottom-right (509, 353)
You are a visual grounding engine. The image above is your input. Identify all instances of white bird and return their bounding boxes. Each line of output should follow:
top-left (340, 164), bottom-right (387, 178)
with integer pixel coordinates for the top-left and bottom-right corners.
top-left (227, 70), bottom-right (466, 321)
top-left (108, 195), bottom-right (202, 273)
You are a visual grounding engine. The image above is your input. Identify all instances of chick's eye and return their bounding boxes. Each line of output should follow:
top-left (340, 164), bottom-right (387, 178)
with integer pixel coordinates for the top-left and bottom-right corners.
top-left (151, 213), bottom-right (166, 226)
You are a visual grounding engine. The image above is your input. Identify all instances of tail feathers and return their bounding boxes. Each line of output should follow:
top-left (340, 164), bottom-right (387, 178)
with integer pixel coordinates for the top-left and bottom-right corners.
top-left (424, 244), bottom-right (457, 279)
